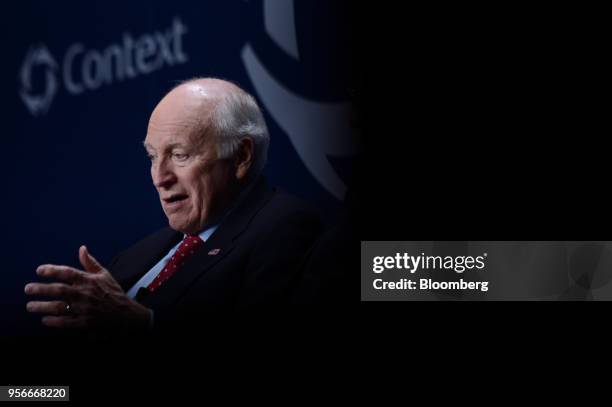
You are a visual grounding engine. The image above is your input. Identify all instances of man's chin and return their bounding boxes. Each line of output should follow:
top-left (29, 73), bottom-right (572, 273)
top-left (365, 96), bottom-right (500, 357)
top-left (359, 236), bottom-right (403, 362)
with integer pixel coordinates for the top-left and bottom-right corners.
top-left (168, 218), bottom-right (200, 235)
top-left (168, 217), bottom-right (187, 233)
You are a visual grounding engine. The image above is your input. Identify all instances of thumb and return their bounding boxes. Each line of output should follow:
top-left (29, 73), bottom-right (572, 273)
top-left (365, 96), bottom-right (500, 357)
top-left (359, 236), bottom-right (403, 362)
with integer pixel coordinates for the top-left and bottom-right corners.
top-left (79, 245), bottom-right (104, 273)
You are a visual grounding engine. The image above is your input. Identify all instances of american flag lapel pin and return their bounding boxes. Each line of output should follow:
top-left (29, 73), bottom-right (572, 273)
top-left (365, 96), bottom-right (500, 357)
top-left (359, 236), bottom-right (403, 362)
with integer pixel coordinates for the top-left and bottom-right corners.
top-left (208, 248), bottom-right (221, 256)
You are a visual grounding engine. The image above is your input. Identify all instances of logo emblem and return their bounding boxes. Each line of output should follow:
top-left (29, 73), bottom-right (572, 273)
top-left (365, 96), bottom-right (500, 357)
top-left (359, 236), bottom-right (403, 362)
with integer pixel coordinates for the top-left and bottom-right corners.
top-left (241, 0), bottom-right (357, 201)
top-left (19, 44), bottom-right (59, 117)
top-left (18, 17), bottom-right (188, 118)
top-left (208, 249), bottom-right (221, 256)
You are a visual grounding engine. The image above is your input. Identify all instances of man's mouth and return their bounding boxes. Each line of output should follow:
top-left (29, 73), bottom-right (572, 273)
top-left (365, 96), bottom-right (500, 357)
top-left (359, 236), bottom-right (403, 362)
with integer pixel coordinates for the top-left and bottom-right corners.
top-left (163, 194), bottom-right (189, 207)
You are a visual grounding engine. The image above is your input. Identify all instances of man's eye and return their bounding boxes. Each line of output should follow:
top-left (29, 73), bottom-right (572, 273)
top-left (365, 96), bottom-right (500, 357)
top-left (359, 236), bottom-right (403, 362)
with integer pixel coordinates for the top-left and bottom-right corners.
top-left (172, 153), bottom-right (189, 161)
top-left (147, 154), bottom-right (156, 161)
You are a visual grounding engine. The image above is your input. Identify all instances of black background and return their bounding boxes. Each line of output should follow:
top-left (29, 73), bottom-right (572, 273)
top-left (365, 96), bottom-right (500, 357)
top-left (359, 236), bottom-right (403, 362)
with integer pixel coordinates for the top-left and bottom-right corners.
top-left (360, 4), bottom-right (607, 241)
top-left (357, 1), bottom-right (607, 396)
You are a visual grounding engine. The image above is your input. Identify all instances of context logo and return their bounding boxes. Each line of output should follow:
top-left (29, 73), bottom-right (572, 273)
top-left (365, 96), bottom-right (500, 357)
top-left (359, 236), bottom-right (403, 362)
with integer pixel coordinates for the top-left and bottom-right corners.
top-left (19, 44), bottom-right (59, 117)
top-left (18, 17), bottom-right (188, 117)
top-left (242, 1), bottom-right (357, 201)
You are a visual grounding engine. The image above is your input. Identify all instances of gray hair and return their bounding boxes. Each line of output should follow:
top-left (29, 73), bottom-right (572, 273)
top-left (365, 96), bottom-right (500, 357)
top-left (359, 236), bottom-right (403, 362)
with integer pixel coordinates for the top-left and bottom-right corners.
top-left (210, 90), bottom-right (270, 177)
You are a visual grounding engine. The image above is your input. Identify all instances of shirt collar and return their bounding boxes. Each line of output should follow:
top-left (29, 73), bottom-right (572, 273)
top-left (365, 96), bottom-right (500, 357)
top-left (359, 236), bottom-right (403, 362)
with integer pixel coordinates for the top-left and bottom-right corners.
top-left (184, 224), bottom-right (218, 242)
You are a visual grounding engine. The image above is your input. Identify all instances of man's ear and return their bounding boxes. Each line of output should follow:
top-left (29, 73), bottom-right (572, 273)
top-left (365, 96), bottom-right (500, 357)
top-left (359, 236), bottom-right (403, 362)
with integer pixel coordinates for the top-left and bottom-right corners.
top-left (234, 137), bottom-right (254, 180)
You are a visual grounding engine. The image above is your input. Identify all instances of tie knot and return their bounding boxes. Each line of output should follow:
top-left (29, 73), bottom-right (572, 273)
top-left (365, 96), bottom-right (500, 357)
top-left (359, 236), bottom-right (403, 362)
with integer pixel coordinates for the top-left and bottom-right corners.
top-left (179, 235), bottom-right (204, 251)
top-left (185, 235), bottom-right (203, 244)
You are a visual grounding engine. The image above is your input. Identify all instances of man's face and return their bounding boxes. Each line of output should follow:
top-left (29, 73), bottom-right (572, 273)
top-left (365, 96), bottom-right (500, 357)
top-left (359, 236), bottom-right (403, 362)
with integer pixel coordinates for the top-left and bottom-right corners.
top-left (144, 94), bottom-right (238, 235)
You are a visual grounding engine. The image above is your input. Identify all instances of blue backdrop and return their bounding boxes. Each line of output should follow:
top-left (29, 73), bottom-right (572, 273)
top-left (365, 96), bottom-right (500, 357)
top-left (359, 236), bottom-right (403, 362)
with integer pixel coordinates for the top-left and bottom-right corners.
top-left (1, 0), bottom-right (356, 335)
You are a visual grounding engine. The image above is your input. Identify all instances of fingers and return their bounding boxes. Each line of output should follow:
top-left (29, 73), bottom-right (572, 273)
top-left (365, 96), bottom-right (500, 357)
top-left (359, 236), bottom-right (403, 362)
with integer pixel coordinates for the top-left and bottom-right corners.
top-left (79, 245), bottom-right (103, 273)
top-left (36, 264), bottom-right (84, 284)
top-left (24, 282), bottom-right (77, 300)
top-left (26, 300), bottom-right (68, 315)
top-left (27, 300), bottom-right (92, 328)
top-left (41, 315), bottom-right (91, 328)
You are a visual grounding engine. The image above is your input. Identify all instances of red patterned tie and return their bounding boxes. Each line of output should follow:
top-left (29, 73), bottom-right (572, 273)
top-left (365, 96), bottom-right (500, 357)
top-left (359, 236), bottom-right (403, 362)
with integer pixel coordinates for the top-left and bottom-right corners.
top-left (147, 235), bottom-right (204, 292)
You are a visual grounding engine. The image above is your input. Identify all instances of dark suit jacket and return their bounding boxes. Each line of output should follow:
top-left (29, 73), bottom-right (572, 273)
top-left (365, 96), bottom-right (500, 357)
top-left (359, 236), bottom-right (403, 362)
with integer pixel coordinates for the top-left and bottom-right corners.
top-left (108, 177), bottom-right (322, 331)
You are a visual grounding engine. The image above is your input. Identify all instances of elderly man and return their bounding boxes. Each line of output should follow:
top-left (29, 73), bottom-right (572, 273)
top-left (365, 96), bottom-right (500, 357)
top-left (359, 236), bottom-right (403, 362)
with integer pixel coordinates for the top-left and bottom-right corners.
top-left (24, 78), bottom-right (322, 334)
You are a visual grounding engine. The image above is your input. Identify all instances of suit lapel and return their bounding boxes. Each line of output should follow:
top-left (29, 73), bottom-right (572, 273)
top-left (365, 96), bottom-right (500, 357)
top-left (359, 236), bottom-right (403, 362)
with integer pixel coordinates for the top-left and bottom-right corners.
top-left (139, 232), bottom-right (236, 310)
top-left (140, 177), bottom-right (275, 310)
top-left (113, 228), bottom-right (183, 291)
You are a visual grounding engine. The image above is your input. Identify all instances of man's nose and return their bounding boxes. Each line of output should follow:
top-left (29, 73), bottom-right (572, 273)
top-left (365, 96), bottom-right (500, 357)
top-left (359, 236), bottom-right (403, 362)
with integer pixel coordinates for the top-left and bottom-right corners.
top-left (152, 158), bottom-right (176, 189)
